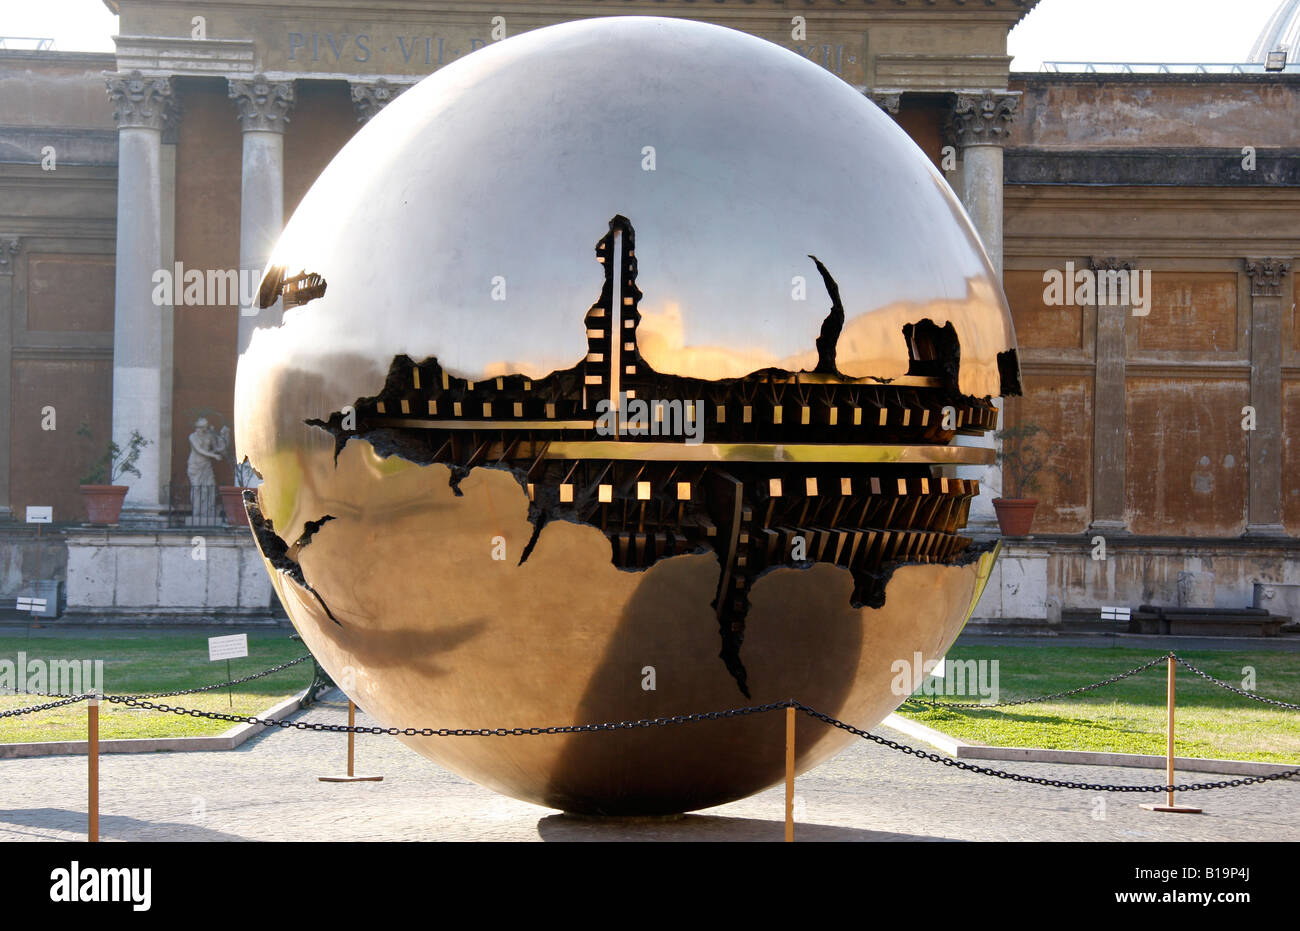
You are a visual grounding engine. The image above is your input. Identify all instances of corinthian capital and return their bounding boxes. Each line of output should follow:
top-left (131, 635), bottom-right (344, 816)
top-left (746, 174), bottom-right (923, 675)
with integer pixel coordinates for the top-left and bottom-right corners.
top-left (1245, 257), bottom-right (1290, 297)
top-left (350, 79), bottom-right (409, 124)
top-left (228, 75), bottom-right (295, 133)
top-left (867, 90), bottom-right (901, 115)
top-left (106, 71), bottom-right (177, 131)
top-left (946, 91), bottom-right (1020, 148)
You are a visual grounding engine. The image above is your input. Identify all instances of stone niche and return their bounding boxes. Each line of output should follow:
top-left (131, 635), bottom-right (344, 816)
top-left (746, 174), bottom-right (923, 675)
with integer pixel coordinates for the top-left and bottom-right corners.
top-left (64, 529), bottom-right (278, 623)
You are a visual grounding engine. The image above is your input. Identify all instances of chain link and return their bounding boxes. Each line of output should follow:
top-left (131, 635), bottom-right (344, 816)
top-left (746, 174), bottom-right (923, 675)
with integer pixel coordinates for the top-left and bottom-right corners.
top-left (905, 652), bottom-right (1300, 712)
top-left (0, 654), bottom-right (312, 703)
top-left (102, 694), bottom-right (790, 736)
top-left (96, 693), bottom-right (1300, 794)
top-left (789, 702), bottom-right (1300, 793)
top-left (904, 652), bottom-right (1174, 709)
top-left (1172, 655), bottom-right (1300, 711)
top-left (129, 654), bottom-right (313, 699)
top-left (7, 650), bottom-right (1298, 795)
top-left (0, 693), bottom-right (90, 718)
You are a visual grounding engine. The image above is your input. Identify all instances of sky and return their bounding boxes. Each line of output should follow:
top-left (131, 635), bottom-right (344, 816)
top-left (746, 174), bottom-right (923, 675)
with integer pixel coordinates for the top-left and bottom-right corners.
top-left (0, 0), bottom-right (1288, 68)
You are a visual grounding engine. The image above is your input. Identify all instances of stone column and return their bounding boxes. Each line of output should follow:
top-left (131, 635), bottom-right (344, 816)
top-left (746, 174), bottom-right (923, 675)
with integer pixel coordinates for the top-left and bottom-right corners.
top-left (0, 238), bottom-right (20, 520)
top-left (106, 72), bottom-right (176, 519)
top-left (159, 106), bottom-right (179, 514)
top-left (947, 91), bottom-right (1019, 529)
top-left (1244, 257), bottom-right (1291, 536)
top-left (1089, 257), bottom-right (1134, 535)
top-left (949, 91), bottom-right (1018, 275)
top-left (229, 75), bottom-right (294, 354)
top-left (350, 79), bottom-right (408, 124)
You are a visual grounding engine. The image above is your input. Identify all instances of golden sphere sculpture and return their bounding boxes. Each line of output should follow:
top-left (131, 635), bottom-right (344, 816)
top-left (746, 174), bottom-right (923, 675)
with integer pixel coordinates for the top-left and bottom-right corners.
top-left (235, 16), bottom-right (1020, 816)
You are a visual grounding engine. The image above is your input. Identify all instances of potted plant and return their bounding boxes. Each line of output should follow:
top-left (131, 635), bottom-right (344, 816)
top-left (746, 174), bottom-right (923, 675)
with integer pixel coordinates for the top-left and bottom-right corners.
top-left (77, 423), bottom-right (151, 524)
top-left (992, 421), bottom-right (1071, 536)
top-left (218, 425), bottom-right (257, 527)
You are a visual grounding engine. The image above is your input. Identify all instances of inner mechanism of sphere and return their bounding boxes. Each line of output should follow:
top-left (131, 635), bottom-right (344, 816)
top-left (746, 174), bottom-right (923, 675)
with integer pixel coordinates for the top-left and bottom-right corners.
top-left (253, 215), bottom-right (1018, 699)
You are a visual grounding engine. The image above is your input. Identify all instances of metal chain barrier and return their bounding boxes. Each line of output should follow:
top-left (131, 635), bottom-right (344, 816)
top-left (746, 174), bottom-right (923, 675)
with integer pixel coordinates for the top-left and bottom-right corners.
top-left (6, 651), bottom-right (1297, 795)
top-left (903, 652), bottom-right (1173, 709)
top-left (0, 693), bottom-right (90, 718)
top-left (129, 654), bottom-right (313, 700)
top-left (102, 694), bottom-right (791, 735)
top-left (0, 654), bottom-right (312, 703)
top-left (1172, 655), bottom-right (1300, 711)
top-left (789, 701), bottom-right (1300, 794)
top-left (93, 693), bottom-right (1300, 794)
top-left (904, 651), bottom-right (1300, 712)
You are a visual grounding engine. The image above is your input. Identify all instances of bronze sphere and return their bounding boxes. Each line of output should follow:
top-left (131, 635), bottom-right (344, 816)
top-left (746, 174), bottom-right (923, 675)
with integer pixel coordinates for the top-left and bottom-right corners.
top-left (236, 16), bottom-right (1018, 815)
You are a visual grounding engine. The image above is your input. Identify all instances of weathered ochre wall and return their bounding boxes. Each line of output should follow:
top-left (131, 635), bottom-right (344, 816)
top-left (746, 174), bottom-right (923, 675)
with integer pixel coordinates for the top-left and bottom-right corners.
top-left (1131, 273), bottom-right (1239, 353)
top-left (1002, 377), bottom-right (1092, 531)
top-left (0, 55), bottom-right (116, 129)
top-left (894, 97), bottom-right (947, 169)
top-left (11, 359), bottom-right (114, 516)
top-left (1005, 164), bottom-right (1298, 540)
top-left (1007, 77), bottom-right (1300, 149)
top-left (1125, 376), bottom-right (1249, 536)
top-left (12, 253), bottom-right (116, 517)
top-left (171, 78), bottom-right (241, 489)
top-left (1001, 267), bottom-right (1091, 532)
top-left (284, 81), bottom-right (357, 216)
top-left (0, 52), bottom-right (118, 521)
top-left (1285, 378), bottom-right (1300, 534)
top-left (1004, 267), bottom-right (1086, 351)
top-left (1290, 271), bottom-right (1300, 533)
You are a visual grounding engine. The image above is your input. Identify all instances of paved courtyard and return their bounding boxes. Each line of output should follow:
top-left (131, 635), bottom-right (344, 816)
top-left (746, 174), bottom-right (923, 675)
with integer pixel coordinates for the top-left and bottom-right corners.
top-left (1, 691), bottom-right (1296, 842)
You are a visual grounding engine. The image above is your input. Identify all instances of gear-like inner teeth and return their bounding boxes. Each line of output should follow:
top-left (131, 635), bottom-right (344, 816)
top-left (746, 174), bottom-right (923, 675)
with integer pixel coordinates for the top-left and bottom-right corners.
top-left (290, 216), bottom-right (1013, 696)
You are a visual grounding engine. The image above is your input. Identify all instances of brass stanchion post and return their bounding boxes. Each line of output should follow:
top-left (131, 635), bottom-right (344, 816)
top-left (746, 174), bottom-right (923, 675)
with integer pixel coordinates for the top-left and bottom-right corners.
top-left (319, 699), bottom-right (383, 783)
top-left (348, 696), bottom-right (358, 780)
top-left (785, 705), bottom-right (795, 842)
top-left (1141, 655), bottom-right (1202, 814)
top-left (88, 695), bottom-right (99, 842)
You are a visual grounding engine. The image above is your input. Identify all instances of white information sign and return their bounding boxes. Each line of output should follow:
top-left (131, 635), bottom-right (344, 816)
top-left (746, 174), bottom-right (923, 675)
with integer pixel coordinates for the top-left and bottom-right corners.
top-left (208, 634), bottom-right (249, 662)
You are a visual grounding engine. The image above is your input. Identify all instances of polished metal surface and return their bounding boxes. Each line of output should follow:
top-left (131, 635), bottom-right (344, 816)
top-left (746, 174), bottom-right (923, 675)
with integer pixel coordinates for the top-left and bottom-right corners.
top-left (258, 451), bottom-right (992, 815)
top-left (235, 16), bottom-right (1016, 815)
top-left (241, 16), bottom-right (1014, 410)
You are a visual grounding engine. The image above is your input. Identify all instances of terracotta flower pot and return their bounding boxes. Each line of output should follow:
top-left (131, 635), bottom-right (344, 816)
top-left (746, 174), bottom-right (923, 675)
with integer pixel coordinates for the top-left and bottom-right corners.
top-left (992, 497), bottom-right (1038, 536)
top-left (219, 486), bottom-right (252, 527)
top-left (79, 485), bottom-right (129, 524)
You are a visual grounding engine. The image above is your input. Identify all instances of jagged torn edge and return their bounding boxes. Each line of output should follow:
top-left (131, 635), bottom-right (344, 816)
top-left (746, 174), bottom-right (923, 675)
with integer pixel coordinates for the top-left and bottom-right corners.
top-left (246, 497), bottom-right (341, 626)
top-left (292, 248), bottom-right (1001, 695)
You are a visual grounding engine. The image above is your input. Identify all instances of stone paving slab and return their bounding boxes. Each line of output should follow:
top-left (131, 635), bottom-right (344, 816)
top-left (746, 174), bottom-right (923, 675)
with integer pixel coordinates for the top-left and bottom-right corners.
top-left (1, 693), bottom-right (1296, 842)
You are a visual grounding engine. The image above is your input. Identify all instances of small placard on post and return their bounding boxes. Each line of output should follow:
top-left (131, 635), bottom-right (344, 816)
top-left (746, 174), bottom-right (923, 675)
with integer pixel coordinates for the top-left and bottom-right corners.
top-left (208, 634), bottom-right (249, 662)
top-left (25, 506), bottom-right (53, 523)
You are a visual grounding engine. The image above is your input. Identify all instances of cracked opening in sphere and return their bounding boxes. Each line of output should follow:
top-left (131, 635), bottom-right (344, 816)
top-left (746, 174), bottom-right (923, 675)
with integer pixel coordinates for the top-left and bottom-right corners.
top-left (256, 216), bottom-right (1012, 697)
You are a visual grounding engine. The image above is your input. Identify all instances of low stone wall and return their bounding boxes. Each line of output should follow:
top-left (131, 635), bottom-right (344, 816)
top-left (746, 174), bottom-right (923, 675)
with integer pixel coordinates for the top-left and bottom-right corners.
top-left (63, 528), bottom-right (276, 623)
top-left (971, 534), bottom-right (1300, 626)
top-left (6, 525), bottom-right (1295, 628)
top-left (0, 526), bottom-right (68, 600)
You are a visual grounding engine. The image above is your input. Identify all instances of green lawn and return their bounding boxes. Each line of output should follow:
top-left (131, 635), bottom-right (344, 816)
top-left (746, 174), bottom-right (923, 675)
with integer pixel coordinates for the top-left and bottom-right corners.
top-left (0, 633), bottom-right (312, 741)
top-left (896, 646), bottom-right (1300, 764)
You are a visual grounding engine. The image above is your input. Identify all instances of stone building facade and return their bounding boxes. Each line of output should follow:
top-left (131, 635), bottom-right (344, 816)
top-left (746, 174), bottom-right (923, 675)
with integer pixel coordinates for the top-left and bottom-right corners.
top-left (0, 0), bottom-right (1297, 623)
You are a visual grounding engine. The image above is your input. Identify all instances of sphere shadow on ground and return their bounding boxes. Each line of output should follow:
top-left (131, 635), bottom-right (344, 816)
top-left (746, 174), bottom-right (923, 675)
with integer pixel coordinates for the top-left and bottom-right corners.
top-left (536, 812), bottom-right (953, 842)
top-left (540, 559), bottom-right (867, 815)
